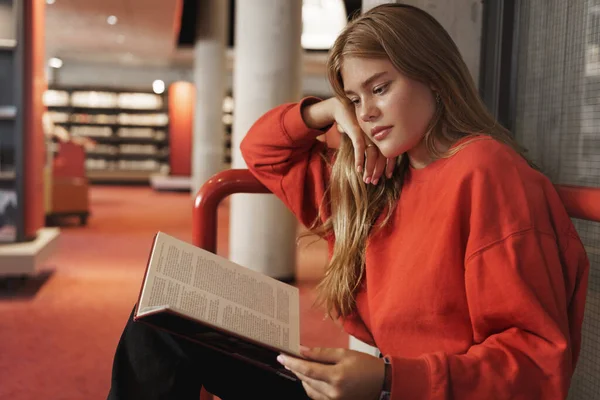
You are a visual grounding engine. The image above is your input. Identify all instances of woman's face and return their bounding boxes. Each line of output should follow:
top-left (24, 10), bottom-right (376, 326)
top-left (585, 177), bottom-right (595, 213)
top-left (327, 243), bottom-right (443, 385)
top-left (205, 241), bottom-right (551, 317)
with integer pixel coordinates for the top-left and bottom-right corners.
top-left (341, 56), bottom-right (437, 167)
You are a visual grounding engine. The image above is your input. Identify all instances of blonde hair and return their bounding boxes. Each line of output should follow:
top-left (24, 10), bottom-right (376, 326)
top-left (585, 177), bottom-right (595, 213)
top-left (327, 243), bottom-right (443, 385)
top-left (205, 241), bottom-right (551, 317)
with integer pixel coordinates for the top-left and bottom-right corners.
top-left (312, 4), bottom-right (530, 318)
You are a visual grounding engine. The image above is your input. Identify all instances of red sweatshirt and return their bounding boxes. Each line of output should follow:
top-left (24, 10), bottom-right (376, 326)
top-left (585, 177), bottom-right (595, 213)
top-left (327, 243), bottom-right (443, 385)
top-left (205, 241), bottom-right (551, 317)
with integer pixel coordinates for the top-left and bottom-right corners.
top-left (240, 98), bottom-right (590, 400)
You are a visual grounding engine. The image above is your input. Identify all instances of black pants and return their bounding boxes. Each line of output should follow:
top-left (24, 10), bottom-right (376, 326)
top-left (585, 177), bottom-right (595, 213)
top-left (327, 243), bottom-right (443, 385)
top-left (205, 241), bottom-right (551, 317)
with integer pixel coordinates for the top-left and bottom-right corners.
top-left (107, 307), bottom-right (308, 400)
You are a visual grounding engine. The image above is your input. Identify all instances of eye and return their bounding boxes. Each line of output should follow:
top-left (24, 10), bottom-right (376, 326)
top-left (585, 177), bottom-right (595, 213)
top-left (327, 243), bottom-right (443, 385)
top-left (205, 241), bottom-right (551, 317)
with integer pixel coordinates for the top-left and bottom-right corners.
top-left (349, 98), bottom-right (360, 106)
top-left (373, 83), bottom-right (389, 95)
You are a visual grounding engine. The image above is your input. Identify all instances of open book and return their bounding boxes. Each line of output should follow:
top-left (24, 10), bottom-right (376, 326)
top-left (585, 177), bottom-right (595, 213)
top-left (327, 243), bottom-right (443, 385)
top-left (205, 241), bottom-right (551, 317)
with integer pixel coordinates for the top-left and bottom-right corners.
top-left (134, 232), bottom-right (301, 380)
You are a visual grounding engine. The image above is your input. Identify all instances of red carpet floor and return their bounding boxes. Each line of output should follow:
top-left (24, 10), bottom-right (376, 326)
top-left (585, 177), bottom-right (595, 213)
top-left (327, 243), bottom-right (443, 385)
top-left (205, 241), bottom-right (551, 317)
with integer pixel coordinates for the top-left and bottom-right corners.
top-left (0, 186), bottom-right (347, 400)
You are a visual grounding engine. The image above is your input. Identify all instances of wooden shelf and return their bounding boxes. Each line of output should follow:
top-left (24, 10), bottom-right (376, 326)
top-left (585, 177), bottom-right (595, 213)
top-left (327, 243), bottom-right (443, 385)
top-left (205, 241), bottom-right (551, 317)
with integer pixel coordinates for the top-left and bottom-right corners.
top-left (119, 152), bottom-right (168, 159)
top-left (0, 39), bottom-right (16, 50)
top-left (56, 121), bottom-right (168, 129)
top-left (115, 136), bottom-right (167, 144)
top-left (46, 87), bottom-right (170, 185)
top-left (0, 106), bottom-right (17, 120)
top-left (76, 135), bottom-right (167, 145)
top-left (86, 152), bottom-right (168, 161)
top-left (48, 105), bottom-right (166, 115)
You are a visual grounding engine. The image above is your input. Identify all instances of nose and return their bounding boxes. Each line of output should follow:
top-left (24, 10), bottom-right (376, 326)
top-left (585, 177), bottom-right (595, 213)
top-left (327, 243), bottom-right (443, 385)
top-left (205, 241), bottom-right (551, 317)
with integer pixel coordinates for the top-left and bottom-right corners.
top-left (359, 99), bottom-right (380, 122)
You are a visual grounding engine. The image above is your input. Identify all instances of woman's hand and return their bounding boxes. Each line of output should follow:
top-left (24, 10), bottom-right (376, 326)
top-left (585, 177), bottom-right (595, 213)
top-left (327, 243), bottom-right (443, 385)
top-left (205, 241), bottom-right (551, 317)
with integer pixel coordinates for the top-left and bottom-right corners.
top-left (329, 98), bottom-right (396, 184)
top-left (277, 347), bottom-right (385, 400)
top-left (301, 98), bottom-right (396, 184)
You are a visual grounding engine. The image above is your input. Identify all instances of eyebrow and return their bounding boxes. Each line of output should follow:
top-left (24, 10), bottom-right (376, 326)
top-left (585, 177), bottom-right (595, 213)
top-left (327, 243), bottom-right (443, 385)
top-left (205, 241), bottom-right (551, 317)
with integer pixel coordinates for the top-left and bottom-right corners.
top-left (344, 71), bottom-right (389, 96)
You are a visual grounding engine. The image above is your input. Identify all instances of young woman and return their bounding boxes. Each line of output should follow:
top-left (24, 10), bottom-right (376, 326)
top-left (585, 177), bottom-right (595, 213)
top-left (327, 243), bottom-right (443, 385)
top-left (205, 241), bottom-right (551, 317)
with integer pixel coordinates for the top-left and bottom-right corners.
top-left (108, 4), bottom-right (589, 400)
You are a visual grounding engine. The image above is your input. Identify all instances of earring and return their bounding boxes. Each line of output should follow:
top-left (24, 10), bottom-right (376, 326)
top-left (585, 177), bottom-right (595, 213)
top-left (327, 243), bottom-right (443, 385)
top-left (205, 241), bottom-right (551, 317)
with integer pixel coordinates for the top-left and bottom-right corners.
top-left (435, 92), bottom-right (441, 104)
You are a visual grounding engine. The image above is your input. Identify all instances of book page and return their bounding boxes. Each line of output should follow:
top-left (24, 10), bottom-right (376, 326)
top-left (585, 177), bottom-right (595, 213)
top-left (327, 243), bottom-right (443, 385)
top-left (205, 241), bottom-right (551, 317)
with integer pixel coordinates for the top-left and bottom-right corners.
top-left (138, 232), bottom-right (300, 355)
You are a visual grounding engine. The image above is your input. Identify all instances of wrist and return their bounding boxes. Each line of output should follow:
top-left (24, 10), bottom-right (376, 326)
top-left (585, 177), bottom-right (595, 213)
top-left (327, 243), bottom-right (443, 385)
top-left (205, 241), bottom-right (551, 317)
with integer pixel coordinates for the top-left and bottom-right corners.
top-left (379, 356), bottom-right (392, 400)
top-left (301, 97), bottom-right (336, 130)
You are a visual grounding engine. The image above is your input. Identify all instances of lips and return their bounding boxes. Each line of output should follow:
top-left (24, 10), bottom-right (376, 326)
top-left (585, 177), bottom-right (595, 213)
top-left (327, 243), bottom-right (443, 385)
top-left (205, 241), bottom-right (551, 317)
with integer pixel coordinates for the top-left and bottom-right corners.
top-left (371, 126), bottom-right (392, 141)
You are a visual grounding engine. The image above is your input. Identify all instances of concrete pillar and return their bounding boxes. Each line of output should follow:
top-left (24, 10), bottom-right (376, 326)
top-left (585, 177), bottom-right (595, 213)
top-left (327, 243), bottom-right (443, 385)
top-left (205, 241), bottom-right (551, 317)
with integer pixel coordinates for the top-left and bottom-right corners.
top-left (229, 0), bottom-right (303, 280)
top-left (191, 0), bottom-right (228, 196)
top-left (362, 0), bottom-right (483, 85)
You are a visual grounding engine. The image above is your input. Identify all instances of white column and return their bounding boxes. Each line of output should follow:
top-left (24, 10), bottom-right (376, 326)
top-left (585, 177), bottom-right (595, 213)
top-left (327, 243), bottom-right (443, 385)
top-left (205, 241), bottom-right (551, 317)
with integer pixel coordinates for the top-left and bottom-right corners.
top-left (229, 0), bottom-right (303, 280)
top-left (191, 0), bottom-right (228, 196)
top-left (361, 0), bottom-right (483, 85)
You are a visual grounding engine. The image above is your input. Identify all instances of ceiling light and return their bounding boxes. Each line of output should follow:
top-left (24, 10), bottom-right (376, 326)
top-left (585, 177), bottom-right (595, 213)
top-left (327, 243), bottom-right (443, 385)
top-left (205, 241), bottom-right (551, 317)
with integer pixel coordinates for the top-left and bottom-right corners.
top-left (46, 0), bottom-right (56, 4)
top-left (107, 15), bottom-right (118, 25)
top-left (152, 80), bottom-right (165, 95)
top-left (48, 57), bottom-right (63, 68)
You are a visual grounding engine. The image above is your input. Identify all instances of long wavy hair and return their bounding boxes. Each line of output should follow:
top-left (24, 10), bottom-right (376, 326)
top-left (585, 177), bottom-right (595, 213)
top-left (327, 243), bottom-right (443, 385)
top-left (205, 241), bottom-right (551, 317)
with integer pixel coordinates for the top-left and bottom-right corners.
top-left (313, 4), bottom-right (531, 318)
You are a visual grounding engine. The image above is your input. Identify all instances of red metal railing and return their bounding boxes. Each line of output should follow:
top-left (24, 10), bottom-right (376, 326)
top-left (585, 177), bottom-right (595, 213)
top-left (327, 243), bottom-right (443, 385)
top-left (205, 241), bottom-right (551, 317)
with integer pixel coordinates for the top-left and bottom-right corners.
top-left (193, 171), bottom-right (600, 253)
top-left (192, 169), bottom-right (270, 252)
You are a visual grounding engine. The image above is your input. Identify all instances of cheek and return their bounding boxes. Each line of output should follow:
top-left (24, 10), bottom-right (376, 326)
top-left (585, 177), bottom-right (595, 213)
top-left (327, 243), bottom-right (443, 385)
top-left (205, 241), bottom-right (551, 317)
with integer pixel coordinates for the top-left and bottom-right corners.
top-left (392, 91), bottom-right (435, 132)
top-left (355, 111), bottom-right (369, 135)
top-left (358, 120), bottom-right (369, 136)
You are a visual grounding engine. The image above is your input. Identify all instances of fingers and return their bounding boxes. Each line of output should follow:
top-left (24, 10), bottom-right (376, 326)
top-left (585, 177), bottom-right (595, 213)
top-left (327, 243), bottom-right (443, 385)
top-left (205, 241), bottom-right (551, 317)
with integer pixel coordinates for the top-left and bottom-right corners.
top-left (301, 347), bottom-right (346, 364)
top-left (353, 136), bottom-right (366, 175)
top-left (385, 157), bottom-right (397, 179)
top-left (370, 153), bottom-right (387, 185)
top-left (364, 144), bottom-right (394, 185)
top-left (301, 380), bottom-right (330, 400)
top-left (296, 371), bottom-right (335, 400)
top-left (337, 122), bottom-right (393, 184)
top-left (363, 144), bottom-right (378, 183)
top-left (337, 123), bottom-right (366, 174)
top-left (277, 355), bottom-right (333, 383)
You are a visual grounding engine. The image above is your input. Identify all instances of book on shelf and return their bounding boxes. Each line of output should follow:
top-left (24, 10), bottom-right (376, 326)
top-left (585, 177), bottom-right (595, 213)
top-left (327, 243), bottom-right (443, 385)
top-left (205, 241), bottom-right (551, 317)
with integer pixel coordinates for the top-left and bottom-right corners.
top-left (43, 90), bottom-right (70, 107)
top-left (134, 232), bottom-right (303, 381)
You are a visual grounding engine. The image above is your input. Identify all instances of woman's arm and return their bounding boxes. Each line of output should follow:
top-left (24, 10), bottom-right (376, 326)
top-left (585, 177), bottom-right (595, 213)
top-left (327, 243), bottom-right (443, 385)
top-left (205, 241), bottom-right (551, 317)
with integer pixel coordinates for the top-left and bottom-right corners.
top-left (301, 97), bottom-right (337, 130)
top-left (240, 97), bottom-right (335, 228)
top-left (241, 96), bottom-right (390, 228)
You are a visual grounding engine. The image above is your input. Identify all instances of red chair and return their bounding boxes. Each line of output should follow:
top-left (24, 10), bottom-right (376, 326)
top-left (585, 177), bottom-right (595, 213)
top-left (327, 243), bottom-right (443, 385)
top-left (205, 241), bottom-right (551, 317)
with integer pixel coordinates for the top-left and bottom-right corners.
top-left (193, 169), bottom-right (600, 399)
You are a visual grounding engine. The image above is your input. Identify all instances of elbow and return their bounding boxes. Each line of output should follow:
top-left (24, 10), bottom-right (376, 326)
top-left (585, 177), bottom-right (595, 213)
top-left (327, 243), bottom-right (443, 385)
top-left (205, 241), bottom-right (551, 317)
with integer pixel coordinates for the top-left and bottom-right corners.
top-left (239, 135), bottom-right (256, 169)
top-left (532, 333), bottom-right (573, 397)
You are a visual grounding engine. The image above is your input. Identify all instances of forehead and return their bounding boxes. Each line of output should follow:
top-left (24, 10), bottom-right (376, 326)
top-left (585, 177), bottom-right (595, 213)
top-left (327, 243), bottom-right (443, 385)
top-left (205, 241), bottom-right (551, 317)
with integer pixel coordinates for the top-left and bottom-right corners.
top-left (340, 57), bottom-right (396, 89)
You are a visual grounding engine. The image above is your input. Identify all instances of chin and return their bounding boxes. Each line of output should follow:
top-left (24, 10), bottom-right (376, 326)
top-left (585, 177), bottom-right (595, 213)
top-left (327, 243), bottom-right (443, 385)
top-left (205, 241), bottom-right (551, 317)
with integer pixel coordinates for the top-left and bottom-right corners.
top-left (378, 144), bottom-right (405, 159)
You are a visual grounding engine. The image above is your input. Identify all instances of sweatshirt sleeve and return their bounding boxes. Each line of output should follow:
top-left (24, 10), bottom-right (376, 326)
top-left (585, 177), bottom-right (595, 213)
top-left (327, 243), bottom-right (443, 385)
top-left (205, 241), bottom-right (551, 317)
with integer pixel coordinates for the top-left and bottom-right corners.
top-left (240, 97), bottom-right (334, 229)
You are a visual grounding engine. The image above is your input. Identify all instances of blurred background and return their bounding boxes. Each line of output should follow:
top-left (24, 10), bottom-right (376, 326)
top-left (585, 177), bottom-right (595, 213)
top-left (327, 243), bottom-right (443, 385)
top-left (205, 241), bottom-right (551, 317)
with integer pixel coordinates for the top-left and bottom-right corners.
top-left (0, 1), bottom-right (598, 399)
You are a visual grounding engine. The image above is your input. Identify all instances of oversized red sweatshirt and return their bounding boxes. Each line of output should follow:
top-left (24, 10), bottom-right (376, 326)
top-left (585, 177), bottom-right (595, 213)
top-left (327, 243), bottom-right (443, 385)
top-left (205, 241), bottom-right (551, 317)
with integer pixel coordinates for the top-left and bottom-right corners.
top-left (240, 98), bottom-right (590, 400)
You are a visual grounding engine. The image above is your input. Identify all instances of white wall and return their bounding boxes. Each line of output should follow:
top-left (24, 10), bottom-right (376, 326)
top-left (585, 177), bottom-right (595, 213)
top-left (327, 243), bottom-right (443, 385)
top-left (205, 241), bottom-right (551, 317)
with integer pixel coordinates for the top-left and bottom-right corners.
top-left (404, 0), bottom-right (483, 86)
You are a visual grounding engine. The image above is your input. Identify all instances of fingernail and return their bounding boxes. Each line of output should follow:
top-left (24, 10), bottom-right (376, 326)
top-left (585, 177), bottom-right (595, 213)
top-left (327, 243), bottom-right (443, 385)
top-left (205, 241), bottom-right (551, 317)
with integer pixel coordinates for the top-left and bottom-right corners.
top-left (300, 345), bottom-right (310, 352)
top-left (365, 177), bottom-right (371, 184)
top-left (372, 178), bottom-right (379, 185)
top-left (357, 165), bottom-right (363, 174)
top-left (277, 355), bottom-right (285, 364)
